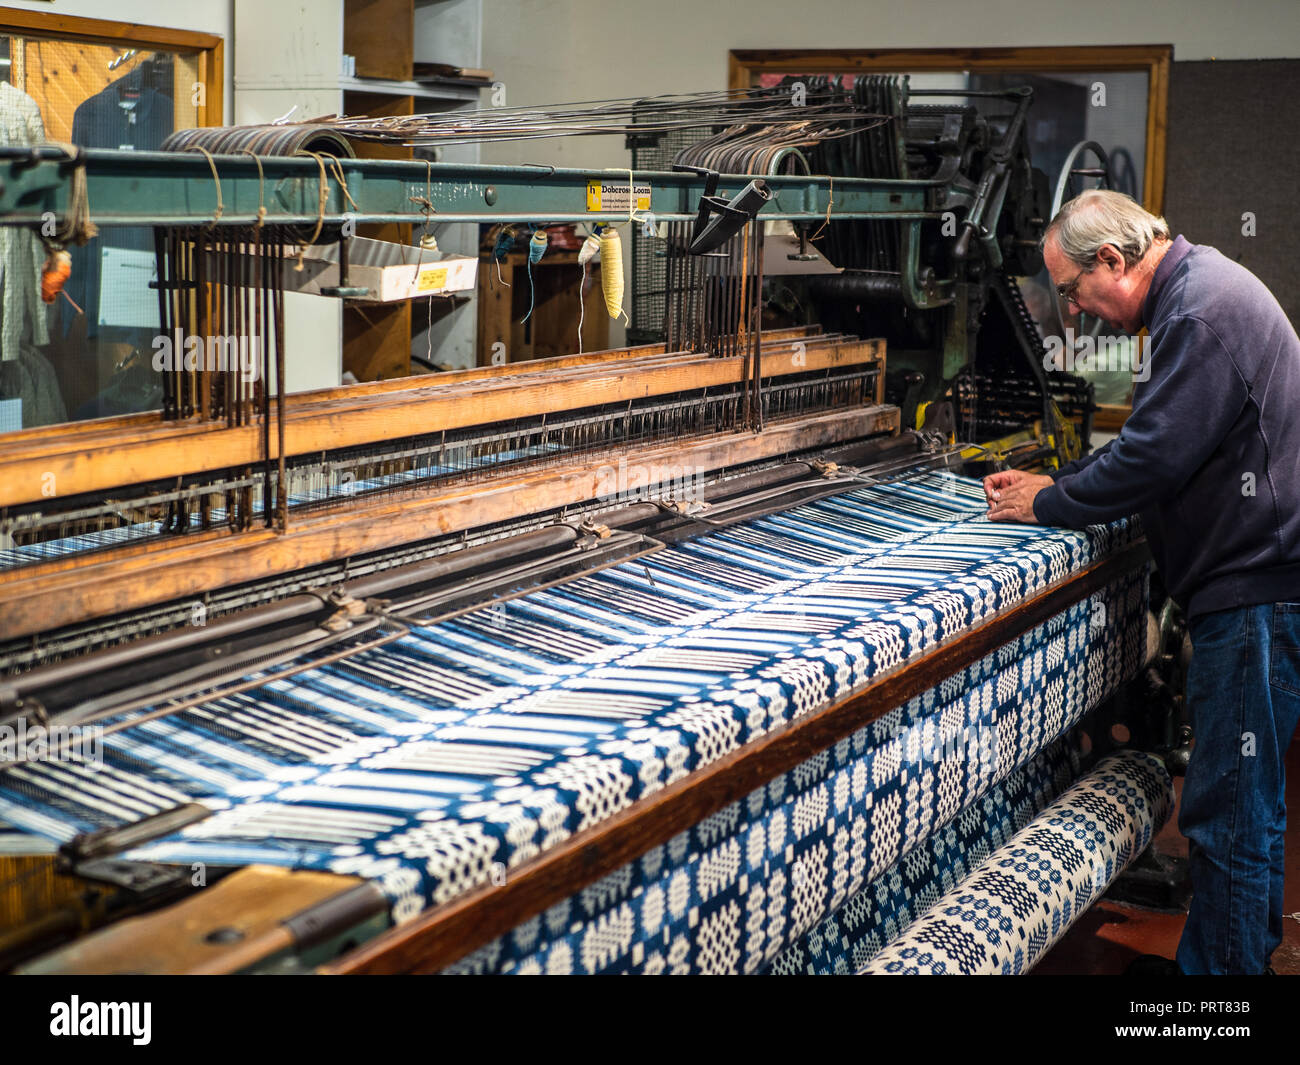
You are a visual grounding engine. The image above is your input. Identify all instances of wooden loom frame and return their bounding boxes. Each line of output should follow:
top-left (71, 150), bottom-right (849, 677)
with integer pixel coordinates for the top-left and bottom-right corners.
top-left (0, 331), bottom-right (886, 638)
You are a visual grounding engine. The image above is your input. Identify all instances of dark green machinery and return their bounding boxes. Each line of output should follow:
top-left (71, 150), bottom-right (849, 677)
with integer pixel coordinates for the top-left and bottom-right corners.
top-left (629, 76), bottom-right (1094, 466)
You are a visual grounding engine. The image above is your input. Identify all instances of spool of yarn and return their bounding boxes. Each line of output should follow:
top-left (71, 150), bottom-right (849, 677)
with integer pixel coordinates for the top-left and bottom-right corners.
top-left (578, 228), bottom-right (601, 266)
top-left (599, 226), bottom-right (624, 321)
top-left (528, 227), bottom-right (548, 264)
top-left (521, 228), bottom-right (549, 324)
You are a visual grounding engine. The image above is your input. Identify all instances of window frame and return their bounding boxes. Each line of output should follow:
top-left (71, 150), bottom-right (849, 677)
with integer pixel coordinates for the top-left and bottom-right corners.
top-left (0, 6), bottom-right (223, 128)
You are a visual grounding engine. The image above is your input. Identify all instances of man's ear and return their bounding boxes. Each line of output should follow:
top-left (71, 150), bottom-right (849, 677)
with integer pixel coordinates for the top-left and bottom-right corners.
top-left (1096, 243), bottom-right (1125, 273)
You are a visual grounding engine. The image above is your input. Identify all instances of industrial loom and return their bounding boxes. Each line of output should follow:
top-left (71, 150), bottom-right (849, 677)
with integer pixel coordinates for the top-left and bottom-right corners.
top-left (0, 81), bottom-right (1175, 975)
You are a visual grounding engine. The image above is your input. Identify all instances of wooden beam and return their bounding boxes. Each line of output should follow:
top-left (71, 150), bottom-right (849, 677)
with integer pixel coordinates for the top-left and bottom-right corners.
top-left (324, 540), bottom-right (1152, 974)
top-left (0, 855), bottom-right (84, 934)
top-left (1144, 45), bottom-right (1172, 217)
top-left (0, 339), bottom-right (883, 507)
top-left (0, 406), bottom-right (899, 638)
top-left (0, 9), bottom-right (224, 52)
top-left (728, 45), bottom-right (1176, 77)
top-left (198, 35), bottom-right (223, 129)
top-left (0, 327), bottom-right (828, 451)
top-left (304, 323), bottom-right (824, 392)
top-left (19, 866), bottom-right (382, 976)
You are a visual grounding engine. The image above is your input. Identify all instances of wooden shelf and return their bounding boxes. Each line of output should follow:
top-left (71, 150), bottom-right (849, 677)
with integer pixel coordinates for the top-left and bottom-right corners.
top-left (338, 76), bottom-right (481, 103)
top-left (343, 0), bottom-right (413, 82)
top-left (342, 90), bottom-right (414, 380)
top-left (477, 250), bottom-right (610, 365)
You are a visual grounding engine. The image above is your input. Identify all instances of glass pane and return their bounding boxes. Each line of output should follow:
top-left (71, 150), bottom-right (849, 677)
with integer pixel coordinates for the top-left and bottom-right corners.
top-left (0, 36), bottom-right (202, 428)
top-left (971, 71), bottom-right (1149, 408)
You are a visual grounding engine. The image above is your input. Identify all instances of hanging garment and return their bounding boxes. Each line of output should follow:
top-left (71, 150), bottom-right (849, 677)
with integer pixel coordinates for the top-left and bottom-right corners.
top-left (71, 62), bottom-right (174, 154)
top-left (0, 344), bottom-right (69, 427)
top-left (0, 81), bottom-right (51, 362)
top-left (67, 62), bottom-right (174, 335)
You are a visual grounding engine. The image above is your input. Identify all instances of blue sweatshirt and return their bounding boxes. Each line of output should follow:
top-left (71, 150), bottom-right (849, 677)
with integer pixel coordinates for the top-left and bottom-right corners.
top-left (1033, 235), bottom-right (1300, 618)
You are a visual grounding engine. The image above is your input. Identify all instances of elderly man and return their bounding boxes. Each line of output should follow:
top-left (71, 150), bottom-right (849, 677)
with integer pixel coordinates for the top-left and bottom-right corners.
top-left (984, 189), bottom-right (1300, 975)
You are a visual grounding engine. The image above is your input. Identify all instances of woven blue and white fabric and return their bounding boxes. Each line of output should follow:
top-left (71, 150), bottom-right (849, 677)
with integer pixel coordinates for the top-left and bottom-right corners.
top-left (861, 750), bottom-right (1173, 974)
top-left (0, 469), bottom-right (1148, 970)
top-left (768, 736), bottom-right (1081, 975)
top-left (439, 569), bottom-right (1145, 974)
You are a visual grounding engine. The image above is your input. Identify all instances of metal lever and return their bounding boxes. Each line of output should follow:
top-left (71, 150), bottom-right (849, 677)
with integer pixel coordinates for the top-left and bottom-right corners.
top-left (318, 286), bottom-right (370, 299)
top-left (673, 164), bottom-right (771, 255)
top-left (60, 803), bottom-right (212, 866)
top-left (672, 163), bottom-right (720, 247)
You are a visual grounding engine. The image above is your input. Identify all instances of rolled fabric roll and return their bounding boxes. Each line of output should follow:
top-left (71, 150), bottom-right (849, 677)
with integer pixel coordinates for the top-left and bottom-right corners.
top-left (860, 749), bottom-right (1174, 975)
top-left (768, 736), bottom-right (1082, 975)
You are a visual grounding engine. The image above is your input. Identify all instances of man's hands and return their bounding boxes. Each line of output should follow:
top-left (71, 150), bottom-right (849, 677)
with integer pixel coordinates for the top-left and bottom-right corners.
top-left (983, 469), bottom-right (1055, 524)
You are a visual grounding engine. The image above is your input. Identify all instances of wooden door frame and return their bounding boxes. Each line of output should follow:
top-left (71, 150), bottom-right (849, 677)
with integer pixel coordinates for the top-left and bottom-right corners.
top-left (729, 45), bottom-right (1170, 214)
top-left (0, 7), bottom-right (224, 127)
top-left (730, 44), bottom-right (1172, 430)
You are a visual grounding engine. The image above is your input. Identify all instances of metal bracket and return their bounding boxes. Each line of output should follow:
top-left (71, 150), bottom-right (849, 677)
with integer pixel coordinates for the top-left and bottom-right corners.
top-left (577, 519), bottom-right (612, 541)
top-left (321, 592), bottom-right (367, 633)
top-left (655, 498), bottom-right (711, 517)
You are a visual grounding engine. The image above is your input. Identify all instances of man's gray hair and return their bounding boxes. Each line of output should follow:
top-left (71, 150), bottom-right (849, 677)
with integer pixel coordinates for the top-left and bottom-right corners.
top-left (1044, 189), bottom-right (1170, 268)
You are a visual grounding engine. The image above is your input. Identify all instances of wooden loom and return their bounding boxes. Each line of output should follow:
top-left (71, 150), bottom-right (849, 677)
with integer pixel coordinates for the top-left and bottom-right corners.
top-left (0, 318), bottom-right (1150, 974)
top-left (0, 114), bottom-right (1154, 974)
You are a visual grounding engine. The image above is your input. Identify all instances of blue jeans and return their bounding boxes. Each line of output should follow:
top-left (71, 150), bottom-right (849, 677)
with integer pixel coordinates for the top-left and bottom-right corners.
top-left (1176, 602), bottom-right (1300, 974)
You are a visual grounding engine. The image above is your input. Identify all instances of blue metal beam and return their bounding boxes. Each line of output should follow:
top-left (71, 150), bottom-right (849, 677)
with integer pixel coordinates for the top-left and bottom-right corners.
top-left (0, 147), bottom-right (942, 229)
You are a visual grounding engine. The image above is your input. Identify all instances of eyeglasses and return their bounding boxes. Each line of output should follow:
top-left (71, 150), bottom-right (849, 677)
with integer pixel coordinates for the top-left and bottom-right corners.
top-left (1056, 260), bottom-right (1095, 305)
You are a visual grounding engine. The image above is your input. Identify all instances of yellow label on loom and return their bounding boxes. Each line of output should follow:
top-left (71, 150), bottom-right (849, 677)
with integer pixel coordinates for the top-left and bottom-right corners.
top-left (587, 181), bottom-right (651, 213)
top-left (416, 265), bottom-right (449, 291)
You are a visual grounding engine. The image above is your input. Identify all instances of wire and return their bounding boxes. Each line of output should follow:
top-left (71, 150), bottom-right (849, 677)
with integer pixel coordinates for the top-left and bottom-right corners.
top-left (326, 86), bottom-right (889, 147)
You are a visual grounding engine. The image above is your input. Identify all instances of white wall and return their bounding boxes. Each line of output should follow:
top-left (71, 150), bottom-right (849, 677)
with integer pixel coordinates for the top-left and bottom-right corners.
top-left (1, 0), bottom-right (230, 36)
top-left (479, 0), bottom-right (1300, 171)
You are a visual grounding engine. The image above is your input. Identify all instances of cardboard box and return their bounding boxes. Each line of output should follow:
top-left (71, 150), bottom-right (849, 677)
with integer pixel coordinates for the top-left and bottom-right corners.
top-left (279, 237), bottom-right (478, 303)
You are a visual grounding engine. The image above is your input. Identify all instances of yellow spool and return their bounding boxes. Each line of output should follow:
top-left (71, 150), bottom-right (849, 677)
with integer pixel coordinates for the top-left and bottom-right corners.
top-left (599, 225), bottom-right (624, 320)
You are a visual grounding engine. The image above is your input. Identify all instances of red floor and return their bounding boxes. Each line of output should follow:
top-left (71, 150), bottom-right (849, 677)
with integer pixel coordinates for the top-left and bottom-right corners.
top-left (1033, 734), bottom-right (1300, 975)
